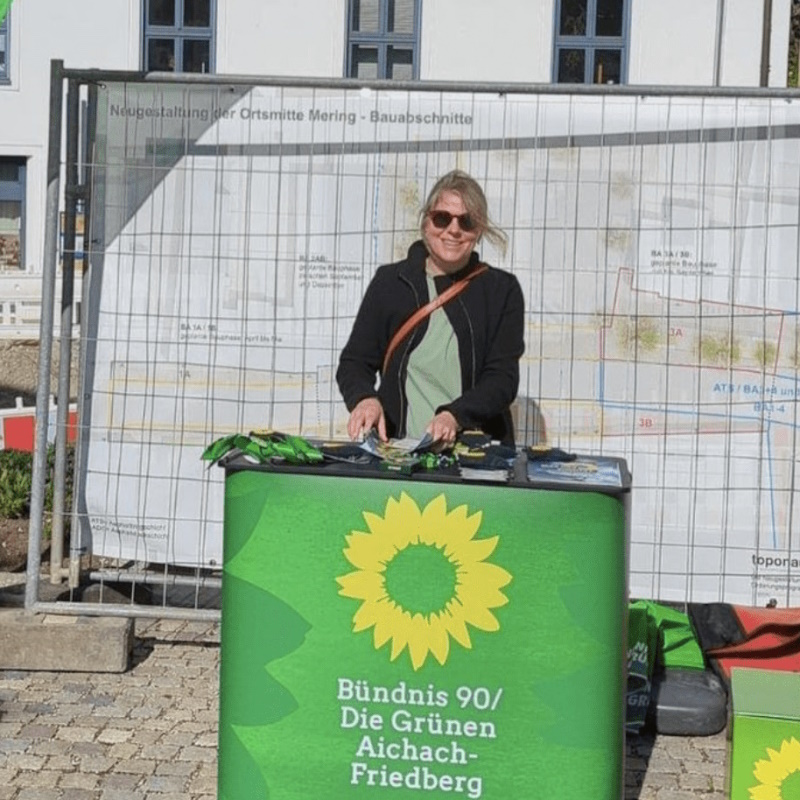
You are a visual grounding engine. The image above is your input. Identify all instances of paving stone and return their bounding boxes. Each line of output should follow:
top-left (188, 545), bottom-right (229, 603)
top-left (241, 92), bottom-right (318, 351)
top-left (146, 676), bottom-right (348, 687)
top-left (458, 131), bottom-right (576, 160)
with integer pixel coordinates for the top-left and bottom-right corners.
top-left (69, 742), bottom-right (107, 758)
top-left (641, 770), bottom-right (680, 790)
top-left (60, 790), bottom-right (101, 800)
top-left (112, 759), bottom-right (157, 776)
top-left (59, 773), bottom-right (101, 790)
top-left (100, 774), bottom-right (141, 790)
top-left (96, 729), bottom-right (133, 745)
top-left (140, 774), bottom-right (189, 793)
top-left (5, 754), bottom-right (46, 771)
top-left (99, 791), bottom-right (142, 800)
top-left (58, 772), bottom-right (100, 790)
top-left (0, 737), bottom-right (31, 752)
top-left (19, 723), bottom-right (57, 738)
top-left (176, 745), bottom-right (216, 763)
top-left (141, 744), bottom-right (180, 760)
top-left (154, 761), bottom-right (195, 777)
top-left (18, 767), bottom-right (60, 787)
top-left (56, 726), bottom-right (98, 743)
top-left (187, 769), bottom-right (218, 795)
top-left (48, 747), bottom-right (82, 767)
top-left (679, 772), bottom-right (714, 791)
top-left (0, 769), bottom-right (19, 784)
top-left (17, 790), bottom-right (61, 800)
top-left (76, 755), bottom-right (116, 773)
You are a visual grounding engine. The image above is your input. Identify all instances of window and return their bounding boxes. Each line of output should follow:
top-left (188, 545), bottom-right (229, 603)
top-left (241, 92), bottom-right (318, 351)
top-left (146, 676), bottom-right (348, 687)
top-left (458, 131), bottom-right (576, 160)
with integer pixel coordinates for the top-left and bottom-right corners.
top-left (346, 0), bottom-right (421, 80)
top-left (0, 13), bottom-right (9, 82)
top-left (554, 0), bottom-right (628, 84)
top-left (0, 158), bottom-right (25, 271)
top-left (143, 0), bottom-right (214, 73)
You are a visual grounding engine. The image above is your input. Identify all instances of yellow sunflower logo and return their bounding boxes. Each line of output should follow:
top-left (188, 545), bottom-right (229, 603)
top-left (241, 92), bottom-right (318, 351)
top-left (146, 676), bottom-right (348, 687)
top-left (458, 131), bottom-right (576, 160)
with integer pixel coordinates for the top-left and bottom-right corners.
top-left (751, 737), bottom-right (800, 800)
top-left (336, 492), bottom-right (512, 671)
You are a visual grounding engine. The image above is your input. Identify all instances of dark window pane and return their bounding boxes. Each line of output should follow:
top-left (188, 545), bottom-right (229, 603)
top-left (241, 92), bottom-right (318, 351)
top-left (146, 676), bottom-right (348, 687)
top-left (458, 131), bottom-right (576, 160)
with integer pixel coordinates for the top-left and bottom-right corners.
top-left (184, 0), bottom-right (211, 27)
top-left (594, 49), bottom-right (621, 83)
top-left (148, 0), bottom-right (175, 27)
top-left (389, 0), bottom-right (414, 34)
top-left (183, 38), bottom-right (210, 73)
top-left (388, 46), bottom-right (413, 79)
top-left (559, 0), bottom-right (587, 36)
top-left (0, 22), bottom-right (6, 78)
top-left (0, 162), bottom-right (19, 182)
top-left (0, 201), bottom-right (22, 270)
top-left (351, 45), bottom-right (378, 79)
top-left (352, 0), bottom-right (380, 33)
top-left (596, 0), bottom-right (623, 36)
top-left (557, 48), bottom-right (586, 83)
top-left (148, 38), bottom-right (176, 71)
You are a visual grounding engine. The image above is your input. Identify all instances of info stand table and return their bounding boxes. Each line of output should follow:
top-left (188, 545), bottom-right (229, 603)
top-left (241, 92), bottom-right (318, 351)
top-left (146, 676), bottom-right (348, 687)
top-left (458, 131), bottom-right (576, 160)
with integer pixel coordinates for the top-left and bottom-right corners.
top-left (218, 456), bottom-right (630, 800)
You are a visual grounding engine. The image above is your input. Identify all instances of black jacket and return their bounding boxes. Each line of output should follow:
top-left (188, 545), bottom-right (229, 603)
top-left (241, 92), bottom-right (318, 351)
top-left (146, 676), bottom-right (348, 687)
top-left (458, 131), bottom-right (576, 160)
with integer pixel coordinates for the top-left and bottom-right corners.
top-left (337, 240), bottom-right (525, 444)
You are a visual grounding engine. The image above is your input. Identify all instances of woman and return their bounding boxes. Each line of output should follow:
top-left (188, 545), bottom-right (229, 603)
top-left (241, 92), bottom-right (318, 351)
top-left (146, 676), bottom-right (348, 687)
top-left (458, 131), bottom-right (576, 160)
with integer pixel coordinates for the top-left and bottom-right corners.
top-left (336, 169), bottom-right (525, 446)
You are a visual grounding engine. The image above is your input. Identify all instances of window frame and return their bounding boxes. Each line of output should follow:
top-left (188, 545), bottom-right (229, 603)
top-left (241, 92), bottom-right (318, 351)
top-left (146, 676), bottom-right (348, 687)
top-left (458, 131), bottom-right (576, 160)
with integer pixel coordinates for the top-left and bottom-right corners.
top-left (0, 12), bottom-right (10, 84)
top-left (0, 158), bottom-right (27, 271)
top-left (345, 0), bottom-right (422, 81)
top-left (142, 0), bottom-right (216, 74)
top-left (552, 0), bottom-right (630, 85)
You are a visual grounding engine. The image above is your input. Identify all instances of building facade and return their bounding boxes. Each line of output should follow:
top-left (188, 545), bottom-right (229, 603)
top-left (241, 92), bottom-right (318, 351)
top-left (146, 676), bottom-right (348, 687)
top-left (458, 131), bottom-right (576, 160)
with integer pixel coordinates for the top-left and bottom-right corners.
top-left (0, 0), bottom-right (793, 336)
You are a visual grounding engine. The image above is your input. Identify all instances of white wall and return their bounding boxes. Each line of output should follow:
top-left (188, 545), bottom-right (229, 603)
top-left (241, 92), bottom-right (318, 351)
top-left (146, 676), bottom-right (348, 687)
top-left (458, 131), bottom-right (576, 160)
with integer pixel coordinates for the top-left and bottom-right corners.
top-left (721, 0), bottom-right (769, 85)
top-left (730, 0), bottom-right (793, 88)
top-left (420, 0), bottom-right (554, 82)
top-left (218, 0), bottom-right (346, 77)
top-left (769, 0), bottom-right (793, 87)
top-left (629, 2), bottom-right (718, 86)
top-left (0, 0), bottom-right (136, 280)
top-left (631, 0), bottom-right (791, 87)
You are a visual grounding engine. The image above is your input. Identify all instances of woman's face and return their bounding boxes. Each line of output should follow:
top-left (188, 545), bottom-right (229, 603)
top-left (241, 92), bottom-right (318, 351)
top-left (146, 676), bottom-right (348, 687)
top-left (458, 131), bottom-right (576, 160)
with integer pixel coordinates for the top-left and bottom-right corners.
top-left (422, 190), bottom-right (481, 275)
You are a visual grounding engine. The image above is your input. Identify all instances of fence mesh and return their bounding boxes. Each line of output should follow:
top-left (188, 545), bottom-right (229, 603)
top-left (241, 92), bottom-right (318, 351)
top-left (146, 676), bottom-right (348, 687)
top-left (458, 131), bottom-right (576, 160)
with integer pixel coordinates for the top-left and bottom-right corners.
top-left (43, 75), bottom-right (800, 614)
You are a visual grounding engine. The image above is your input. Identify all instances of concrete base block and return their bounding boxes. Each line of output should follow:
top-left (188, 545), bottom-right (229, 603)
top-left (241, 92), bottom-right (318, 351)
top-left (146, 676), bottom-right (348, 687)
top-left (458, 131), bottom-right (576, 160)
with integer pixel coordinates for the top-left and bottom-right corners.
top-left (0, 610), bottom-right (134, 672)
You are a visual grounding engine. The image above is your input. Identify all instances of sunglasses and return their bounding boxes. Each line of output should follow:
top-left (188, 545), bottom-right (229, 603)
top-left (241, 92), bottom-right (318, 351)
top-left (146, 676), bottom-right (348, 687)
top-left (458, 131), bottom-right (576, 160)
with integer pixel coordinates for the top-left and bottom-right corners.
top-left (428, 210), bottom-right (478, 232)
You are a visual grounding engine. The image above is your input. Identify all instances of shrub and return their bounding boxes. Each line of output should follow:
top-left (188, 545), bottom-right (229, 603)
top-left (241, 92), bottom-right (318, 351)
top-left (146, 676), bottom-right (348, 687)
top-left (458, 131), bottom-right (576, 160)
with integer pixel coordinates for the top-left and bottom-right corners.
top-left (0, 446), bottom-right (74, 521)
top-left (0, 449), bottom-right (33, 518)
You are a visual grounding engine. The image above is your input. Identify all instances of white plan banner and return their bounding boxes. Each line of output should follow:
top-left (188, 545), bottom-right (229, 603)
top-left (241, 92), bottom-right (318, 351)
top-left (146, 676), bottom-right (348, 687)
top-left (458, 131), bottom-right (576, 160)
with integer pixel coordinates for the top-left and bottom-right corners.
top-left (83, 81), bottom-right (800, 604)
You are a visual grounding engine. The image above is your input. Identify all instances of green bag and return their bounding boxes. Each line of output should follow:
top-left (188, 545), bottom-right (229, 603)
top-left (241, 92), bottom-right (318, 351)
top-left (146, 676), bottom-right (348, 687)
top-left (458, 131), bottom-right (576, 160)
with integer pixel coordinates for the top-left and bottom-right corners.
top-left (626, 600), bottom-right (706, 732)
top-left (647, 601), bottom-right (706, 671)
top-left (627, 601), bottom-right (657, 732)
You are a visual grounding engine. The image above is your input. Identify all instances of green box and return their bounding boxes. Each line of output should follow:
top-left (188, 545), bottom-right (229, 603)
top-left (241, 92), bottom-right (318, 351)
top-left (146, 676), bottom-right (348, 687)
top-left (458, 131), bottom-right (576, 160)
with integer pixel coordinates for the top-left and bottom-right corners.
top-left (730, 667), bottom-right (800, 800)
top-left (218, 463), bottom-right (629, 799)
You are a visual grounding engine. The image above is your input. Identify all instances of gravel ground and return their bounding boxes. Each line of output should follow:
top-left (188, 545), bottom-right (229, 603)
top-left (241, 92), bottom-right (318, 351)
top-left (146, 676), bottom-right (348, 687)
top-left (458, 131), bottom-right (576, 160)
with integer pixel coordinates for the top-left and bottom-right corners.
top-left (0, 339), bottom-right (79, 409)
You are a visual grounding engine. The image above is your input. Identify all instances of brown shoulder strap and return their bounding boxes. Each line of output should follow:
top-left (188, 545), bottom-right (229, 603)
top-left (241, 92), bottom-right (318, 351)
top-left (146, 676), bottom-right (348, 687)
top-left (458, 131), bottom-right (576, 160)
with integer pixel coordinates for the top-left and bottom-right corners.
top-left (381, 264), bottom-right (488, 375)
top-left (706, 620), bottom-right (800, 658)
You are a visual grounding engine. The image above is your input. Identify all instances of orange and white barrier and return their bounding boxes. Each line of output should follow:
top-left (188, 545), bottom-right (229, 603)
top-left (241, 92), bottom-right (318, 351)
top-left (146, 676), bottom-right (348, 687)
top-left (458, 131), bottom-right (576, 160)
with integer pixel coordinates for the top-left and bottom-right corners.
top-left (0, 397), bottom-right (77, 451)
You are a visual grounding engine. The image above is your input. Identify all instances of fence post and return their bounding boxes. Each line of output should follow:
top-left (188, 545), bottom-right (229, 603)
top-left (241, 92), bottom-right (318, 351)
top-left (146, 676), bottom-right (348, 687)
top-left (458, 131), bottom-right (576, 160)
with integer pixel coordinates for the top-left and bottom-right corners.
top-left (49, 77), bottom-right (80, 585)
top-left (26, 59), bottom-right (64, 610)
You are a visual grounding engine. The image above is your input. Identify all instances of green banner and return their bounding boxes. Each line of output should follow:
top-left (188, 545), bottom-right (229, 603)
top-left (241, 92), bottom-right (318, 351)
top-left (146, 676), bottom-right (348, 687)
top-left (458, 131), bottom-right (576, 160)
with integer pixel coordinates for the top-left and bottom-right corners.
top-left (219, 470), bottom-right (627, 799)
top-left (0, 0), bottom-right (11, 26)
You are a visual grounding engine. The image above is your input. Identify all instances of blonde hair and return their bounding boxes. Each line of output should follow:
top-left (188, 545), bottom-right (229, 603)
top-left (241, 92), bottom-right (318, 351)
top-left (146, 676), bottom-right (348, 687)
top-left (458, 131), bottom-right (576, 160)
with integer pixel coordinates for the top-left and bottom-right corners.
top-left (419, 169), bottom-right (508, 255)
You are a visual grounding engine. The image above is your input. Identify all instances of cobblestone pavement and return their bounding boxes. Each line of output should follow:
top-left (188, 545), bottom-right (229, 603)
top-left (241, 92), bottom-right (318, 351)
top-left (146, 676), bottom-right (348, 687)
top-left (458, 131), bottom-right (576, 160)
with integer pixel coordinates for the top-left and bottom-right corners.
top-left (0, 582), bottom-right (729, 799)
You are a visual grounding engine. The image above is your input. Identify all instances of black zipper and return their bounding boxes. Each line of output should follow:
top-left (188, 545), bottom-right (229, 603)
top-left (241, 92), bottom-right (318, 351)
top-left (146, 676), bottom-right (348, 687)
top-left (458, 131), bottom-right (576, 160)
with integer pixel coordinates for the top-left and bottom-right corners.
top-left (454, 292), bottom-right (477, 389)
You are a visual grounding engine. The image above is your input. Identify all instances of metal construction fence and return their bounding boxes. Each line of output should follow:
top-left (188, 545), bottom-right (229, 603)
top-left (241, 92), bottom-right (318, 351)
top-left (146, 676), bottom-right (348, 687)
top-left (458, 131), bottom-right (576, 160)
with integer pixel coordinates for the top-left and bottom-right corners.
top-left (26, 62), bottom-right (800, 619)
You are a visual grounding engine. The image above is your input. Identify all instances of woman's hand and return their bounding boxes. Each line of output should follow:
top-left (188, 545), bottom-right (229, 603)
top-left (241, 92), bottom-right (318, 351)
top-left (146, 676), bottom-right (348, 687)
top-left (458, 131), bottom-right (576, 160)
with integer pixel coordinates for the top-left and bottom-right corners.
top-left (427, 410), bottom-right (459, 446)
top-left (347, 397), bottom-right (387, 442)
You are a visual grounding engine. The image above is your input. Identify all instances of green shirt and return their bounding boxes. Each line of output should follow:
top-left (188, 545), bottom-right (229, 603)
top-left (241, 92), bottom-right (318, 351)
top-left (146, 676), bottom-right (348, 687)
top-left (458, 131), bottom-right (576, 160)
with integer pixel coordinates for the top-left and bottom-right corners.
top-left (404, 273), bottom-right (462, 438)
